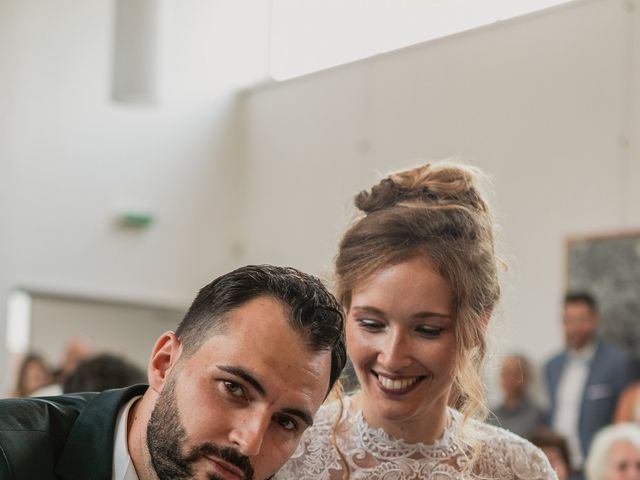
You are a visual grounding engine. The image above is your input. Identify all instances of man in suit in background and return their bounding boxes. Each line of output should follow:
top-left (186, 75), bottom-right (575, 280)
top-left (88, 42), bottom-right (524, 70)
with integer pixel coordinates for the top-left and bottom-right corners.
top-left (0, 265), bottom-right (346, 480)
top-left (545, 291), bottom-right (635, 475)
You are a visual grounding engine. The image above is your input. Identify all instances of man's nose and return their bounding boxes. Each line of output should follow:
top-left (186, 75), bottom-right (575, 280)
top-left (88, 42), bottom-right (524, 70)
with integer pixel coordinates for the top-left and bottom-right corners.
top-left (378, 330), bottom-right (411, 371)
top-left (228, 410), bottom-right (270, 457)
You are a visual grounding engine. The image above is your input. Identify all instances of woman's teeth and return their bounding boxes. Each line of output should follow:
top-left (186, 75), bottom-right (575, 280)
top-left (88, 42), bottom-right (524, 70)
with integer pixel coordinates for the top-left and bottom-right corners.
top-left (377, 375), bottom-right (421, 391)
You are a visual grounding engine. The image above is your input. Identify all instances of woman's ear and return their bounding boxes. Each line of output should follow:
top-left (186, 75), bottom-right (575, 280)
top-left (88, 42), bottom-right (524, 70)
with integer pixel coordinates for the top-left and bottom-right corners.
top-left (147, 331), bottom-right (182, 393)
top-left (480, 312), bottom-right (491, 333)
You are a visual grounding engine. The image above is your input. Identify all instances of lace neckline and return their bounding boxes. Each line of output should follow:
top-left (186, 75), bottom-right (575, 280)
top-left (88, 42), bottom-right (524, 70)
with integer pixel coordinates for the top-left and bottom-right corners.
top-left (343, 396), bottom-right (466, 458)
top-left (276, 394), bottom-right (558, 479)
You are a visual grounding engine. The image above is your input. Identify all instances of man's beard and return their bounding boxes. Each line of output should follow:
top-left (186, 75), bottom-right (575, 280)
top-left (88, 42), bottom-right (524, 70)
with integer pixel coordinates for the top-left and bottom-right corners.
top-left (146, 376), bottom-right (255, 480)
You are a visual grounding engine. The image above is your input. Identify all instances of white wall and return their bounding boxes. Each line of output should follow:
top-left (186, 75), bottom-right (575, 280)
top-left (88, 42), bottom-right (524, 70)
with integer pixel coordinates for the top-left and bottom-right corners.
top-left (29, 293), bottom-right (182, 370)
top-left (0, 0), bottom-right (270, 391)
top-left (240, 0), bottom-right (640, 394)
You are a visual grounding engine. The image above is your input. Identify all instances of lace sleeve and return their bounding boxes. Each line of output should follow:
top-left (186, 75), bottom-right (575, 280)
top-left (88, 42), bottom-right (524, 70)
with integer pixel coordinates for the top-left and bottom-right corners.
top-left (516, 439), bottom-right (559, 480)
top-left (472, 422), bottom-right (559, 480)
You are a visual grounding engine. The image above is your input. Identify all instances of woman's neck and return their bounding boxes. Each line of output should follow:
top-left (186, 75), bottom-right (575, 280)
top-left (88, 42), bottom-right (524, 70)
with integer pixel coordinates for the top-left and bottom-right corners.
top-left (350, 392), bottom-right (450, 444)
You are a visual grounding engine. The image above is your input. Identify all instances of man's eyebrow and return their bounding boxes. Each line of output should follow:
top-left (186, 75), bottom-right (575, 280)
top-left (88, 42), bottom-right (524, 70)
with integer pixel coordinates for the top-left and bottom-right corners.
top-left (281, 407), bottom-right (314, 428)
top-left (217, 365), bottom-right (315, 427)
top-left (217, 365), bottom-right (266, 396)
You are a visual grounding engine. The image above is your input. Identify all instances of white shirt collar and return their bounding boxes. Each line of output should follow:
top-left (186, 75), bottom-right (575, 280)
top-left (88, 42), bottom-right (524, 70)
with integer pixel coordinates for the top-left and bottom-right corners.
top-left (568, 342), bottom-right (596, 362)
top-left (112, 395), bottom-right (142, 480)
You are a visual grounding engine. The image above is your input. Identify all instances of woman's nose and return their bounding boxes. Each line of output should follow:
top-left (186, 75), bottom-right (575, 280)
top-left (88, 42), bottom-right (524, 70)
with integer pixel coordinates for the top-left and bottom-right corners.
top-left (378, 331), bottom-right (412, 371)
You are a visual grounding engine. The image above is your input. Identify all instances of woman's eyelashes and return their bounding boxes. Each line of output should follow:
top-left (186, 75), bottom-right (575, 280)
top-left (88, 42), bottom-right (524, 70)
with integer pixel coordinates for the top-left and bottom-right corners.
top-left (356, 318), bottom-right (385, 331)
top-left (356, 318), bottom-right (444, 338)
top-left (415, 326), bottom-right (444, 338)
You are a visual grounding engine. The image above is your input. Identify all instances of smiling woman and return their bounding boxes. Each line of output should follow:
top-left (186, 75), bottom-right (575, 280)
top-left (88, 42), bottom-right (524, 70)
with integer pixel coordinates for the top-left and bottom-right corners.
top-left (345, 256), bottom-right (457, 444)
top-left (276, 162), bottom-right (557, 479)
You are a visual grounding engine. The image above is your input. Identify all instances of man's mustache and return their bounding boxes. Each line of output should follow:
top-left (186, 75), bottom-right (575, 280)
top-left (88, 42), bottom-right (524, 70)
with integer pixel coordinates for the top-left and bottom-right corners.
top-left (184, 443), bottom-right (255, 480)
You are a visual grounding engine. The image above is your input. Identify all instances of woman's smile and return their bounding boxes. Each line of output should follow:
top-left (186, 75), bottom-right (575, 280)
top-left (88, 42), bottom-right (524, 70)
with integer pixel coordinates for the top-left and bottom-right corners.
top-left (346, 256), bottom-right (456, 443)
top-left (373, 371), bottom-right (427, 395)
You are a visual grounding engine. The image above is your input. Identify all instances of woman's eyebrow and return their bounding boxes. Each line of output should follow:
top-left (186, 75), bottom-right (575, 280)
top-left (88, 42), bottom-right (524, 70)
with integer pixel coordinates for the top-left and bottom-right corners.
top-left (351, 305), bottom-right (451, 319)
top-left (412, 311), bottom-right (452, 319)
top-left (350, 305), bottom-right (386, 317)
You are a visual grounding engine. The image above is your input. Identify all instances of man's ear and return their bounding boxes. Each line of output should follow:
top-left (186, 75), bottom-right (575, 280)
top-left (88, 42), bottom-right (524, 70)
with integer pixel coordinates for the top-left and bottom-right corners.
top-left (148, 331), bottom-right (182, 393)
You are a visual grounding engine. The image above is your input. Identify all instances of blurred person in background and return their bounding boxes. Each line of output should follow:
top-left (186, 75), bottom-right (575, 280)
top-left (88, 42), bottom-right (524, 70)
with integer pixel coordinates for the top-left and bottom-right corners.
top-left (62, 353), bottom-right (146, 394)
top-left (545, 292), bottom-right (635, 472)
top-left (615, 383), bottom-right (640, 424)
top-left (31, 336), bottom-right (94, 396)
top-left (585, 423), bottom-right (640, 480)
top-left (489, 353), bottom-right (545, 437)
top-left (11, 352), bottom-right (52, 397)
top-left (529, 427), bottom-right (573, 480)
top-left (59, 336), bottom-right (94, 381)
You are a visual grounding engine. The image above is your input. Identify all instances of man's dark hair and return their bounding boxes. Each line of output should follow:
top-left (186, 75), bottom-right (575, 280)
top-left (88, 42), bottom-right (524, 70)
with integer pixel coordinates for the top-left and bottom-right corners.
top-left (564, 291), bottom-right (598, 314)
top-left (528, 427), bottom-right (572, 472)
top-left (63, 353), bottom-right (146, 394)
top-left (175, 264), bottom-right (346, 392)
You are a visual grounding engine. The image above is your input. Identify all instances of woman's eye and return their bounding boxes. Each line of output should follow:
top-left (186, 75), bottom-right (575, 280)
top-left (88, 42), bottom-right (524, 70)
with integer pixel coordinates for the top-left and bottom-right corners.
top-left (223, 380), bottom-right (246, 399)
top-left (416, 326), bottom-right (444, 338)
top-left (274, 414), bottom-right (298, 431)
top-left (356, 319), bottom-right (384, 331)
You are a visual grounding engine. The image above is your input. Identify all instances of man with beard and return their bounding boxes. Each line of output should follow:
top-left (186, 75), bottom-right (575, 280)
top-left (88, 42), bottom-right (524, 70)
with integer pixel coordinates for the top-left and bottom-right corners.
top-left (0, 265), bottom-right (346, 480)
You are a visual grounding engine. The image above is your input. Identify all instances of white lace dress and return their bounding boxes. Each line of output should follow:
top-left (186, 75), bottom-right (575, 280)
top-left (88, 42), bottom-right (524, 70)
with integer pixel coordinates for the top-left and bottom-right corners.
top-left (276, 397), bottom-right (557, 480)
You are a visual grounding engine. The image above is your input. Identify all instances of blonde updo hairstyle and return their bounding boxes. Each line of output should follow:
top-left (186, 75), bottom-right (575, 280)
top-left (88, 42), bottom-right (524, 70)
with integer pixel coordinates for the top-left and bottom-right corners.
top-left (335, 162), bottom-right (500, 422)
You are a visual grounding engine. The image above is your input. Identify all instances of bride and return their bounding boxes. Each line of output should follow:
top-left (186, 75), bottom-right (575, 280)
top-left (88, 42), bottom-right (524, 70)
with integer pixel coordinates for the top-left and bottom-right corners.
top-left (276, 162), bottom-right (556, 479)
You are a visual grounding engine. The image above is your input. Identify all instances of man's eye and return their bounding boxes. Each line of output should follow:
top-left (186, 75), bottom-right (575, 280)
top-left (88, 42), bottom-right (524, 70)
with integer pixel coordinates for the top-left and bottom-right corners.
top-left (273, 414), bottom-right (298, 431)
top-left (416, 326), bottom-right (444, 338)
top-left (357, 319), bottom-right (384, 331)
top-left (223, 380), bottom-right (246, 398)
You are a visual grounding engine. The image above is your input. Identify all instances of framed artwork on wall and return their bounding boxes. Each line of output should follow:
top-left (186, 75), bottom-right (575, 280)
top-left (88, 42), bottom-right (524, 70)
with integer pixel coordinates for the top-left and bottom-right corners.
top-left (566, 230), bottom-right (640, 359)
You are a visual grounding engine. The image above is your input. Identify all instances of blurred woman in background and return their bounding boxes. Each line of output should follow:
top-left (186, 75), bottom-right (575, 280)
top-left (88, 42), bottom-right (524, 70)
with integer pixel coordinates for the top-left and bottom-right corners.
top-left (12, 352), bottom-right (52, 397)
top-left (585, 423), bottom-right (640, 480)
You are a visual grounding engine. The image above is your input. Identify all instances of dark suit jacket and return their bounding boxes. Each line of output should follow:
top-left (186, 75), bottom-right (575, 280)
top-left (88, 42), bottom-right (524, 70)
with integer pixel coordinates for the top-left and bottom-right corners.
top-left (0, 384), bottom-right (147, 480)
top-left (545, 342), bottom-right (634, 459)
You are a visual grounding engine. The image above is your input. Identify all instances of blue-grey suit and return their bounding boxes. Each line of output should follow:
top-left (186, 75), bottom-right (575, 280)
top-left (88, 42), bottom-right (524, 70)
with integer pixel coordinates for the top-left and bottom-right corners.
top-left (544, 341), bottom-right (635, 460)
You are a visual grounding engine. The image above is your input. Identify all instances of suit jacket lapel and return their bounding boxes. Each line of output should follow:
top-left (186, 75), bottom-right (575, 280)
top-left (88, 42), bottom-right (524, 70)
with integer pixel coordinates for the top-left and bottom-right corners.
top-left (55, 384), bottom-right (148, 480)
top-left (551, 352), bottom-right (569, 398)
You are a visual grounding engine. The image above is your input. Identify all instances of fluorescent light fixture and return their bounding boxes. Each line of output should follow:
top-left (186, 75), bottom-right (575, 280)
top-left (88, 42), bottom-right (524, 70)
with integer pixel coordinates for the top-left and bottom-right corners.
top-left (112, 0), bottom-right (165, 103)
top-left (6, 290), bottom-right (32, 353)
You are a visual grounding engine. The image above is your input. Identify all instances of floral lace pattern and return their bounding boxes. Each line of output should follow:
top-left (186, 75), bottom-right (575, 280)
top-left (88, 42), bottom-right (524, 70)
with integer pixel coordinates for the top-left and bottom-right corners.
top-left (276, 397), bottom-right (557, 480)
